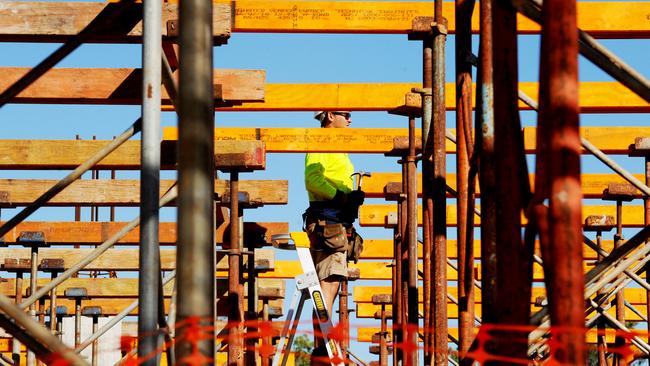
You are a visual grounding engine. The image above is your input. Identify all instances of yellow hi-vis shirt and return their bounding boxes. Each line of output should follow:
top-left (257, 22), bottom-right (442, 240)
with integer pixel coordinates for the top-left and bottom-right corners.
top-left (305, 153), bottom-right (354, 202)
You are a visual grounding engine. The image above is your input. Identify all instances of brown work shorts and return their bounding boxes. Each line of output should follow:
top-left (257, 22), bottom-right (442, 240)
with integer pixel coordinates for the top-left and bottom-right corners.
top-left (305, 219), bottom-right (348, 280)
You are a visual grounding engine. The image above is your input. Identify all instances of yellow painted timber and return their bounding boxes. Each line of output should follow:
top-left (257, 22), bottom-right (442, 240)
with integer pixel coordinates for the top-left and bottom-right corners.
top-left (353, 286), bottom-right (648, 305)
top-left (162, 127), bottom-right (650, 154)
top-left (360, 204), bottom-right (646, 227)
top-left (293, 233), bottom-right (615, 260)
top-left (2, 2), bottom-right (648, 38)
top-left (355, 303), bottom-right (647, 322)
top-left (0, 277), bottom-right (284, 298)
top-left (0, 221), bottom-right (287, 245)
top-left (0, 179), bottom-right (287, 206)
top-left (357, 327), bottom-right (633, 344)
top-left (0, 2), bottom-right (231, 41)
top-left (226, 1), bottom-right (650, 37)
top-left (202, 82), bottom-right (649, 112)
top-left (0, 248), bottom-right (274, 271)
top-left (0, 67), bottom-right (264, 104)
top-left (260, 260), bottom-right (637, 281)
top-left (524, 127), bottom-right (650, 154)
top-left (364, 172), bottom-right (646, 199)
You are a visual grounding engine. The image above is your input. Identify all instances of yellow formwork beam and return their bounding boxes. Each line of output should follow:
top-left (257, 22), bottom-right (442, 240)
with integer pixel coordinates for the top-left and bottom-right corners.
top-left (190, 82), bottom-right (649, 112)
top-left (355, 303), bottom-right (647, 322)
top-left (162, 127), bottom-right (650, 155)
top-left (353, 286), bottom-right (648, 305)
top-left (363, 172), bottom-right (646, 198)
top-left (360, 204), bottom-right (646, 227)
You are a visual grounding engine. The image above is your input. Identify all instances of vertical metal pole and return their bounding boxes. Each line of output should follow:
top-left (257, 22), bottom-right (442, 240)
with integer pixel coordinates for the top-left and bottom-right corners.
top-left (380, 305), bottom-right (388, 366)
top-left (477, 0), bottom-right (497, 352)
top-left (595, 229), bottom-right (608, 366)
top-left (176, 0), bottom-right (215, 361)
top-left (455, 0), bottom-right (475, 359)
top-left (539, 0), bottom-right (584, 363)
top-left (645, 155), bottom-right (650, 345)
top-left (49, 271), bottom-right (58, 333)
top-left (27, 247), bottom-right (38, 366)
top-left (492, 0), bottom-right (533, 361)
top-left (74, 299), bottom-right (82, 348)
top-left (431, 2), bottom-right (448, 364)
top-left (13, 272), bottom-right (23, 364)
top-left (261, 302), bottom-right (270, 366)
top-left (398, 161), bottom-right (407, 366)
top-left (91, 316), bottom-right (99, 366)
top-left (421, 31), bottom-right (434, 366)
top-left (407, 115), bottom-right (419, 366)
top-left (228, 172), bottom-right (244, 366)
top-left (339, 280), bottom-right (349, 362)
top-left (615, 200), bottom-right (626, 365)
top-left (138, 0), bottom-right (162, 364)
top-left (246, 216), bottom-right (258, 366)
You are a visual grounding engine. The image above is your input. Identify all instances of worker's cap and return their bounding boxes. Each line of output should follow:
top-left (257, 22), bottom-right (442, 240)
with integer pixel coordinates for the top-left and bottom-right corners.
top-left (314, 111), bottom-right (326, 122)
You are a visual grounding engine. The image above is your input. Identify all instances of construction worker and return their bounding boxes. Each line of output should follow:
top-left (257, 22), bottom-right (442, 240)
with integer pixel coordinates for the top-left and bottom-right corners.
top-left (303, 110), bottom-right (364, 364)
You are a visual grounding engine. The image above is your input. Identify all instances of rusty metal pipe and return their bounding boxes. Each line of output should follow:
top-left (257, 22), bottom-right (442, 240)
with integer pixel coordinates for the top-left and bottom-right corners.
top-left (407, 115), bottom-right (418, 366)
top-left (646, 156), bottom-right (650, 344)
top-left (431, 16), bottom-right (448, 366)
top-left (339, 280), bottom-right (349, 362)
top-left (421, 35), bottom-right (434, 366)
top-left (477, 0), bottom-right (497, 337)
top-left (380, 305), bottom-right (388, 366)
top-left (228, 172), bottom-right (244, 366)
top-left (175, 0), bottom-right (215, 360)
top-left (455, 0), bottom-right (475, 360)
top-left (595, 230), bottom-right (608, 366)
top-left (539, 0), bottom-right (584, 362)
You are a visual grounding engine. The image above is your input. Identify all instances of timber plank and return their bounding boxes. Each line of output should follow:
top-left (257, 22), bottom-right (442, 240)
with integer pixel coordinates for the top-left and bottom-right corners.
top-left (363, 173), bottom-right (646, 199)
top-left (0, 221), bottom-right (287, 245)
top-left (202, 82), bottom-right (649, 112)
top-left (0, 248), bottom-right (274, 271)
top-left (0, 68), bottom-right (264, 104)
top-left (355, 303), bottom-right (647, 322)
top-left (0, 126), bottom-right (645, 170)
top-left (163, 127), bottom-right (650, 154)
top-left (359, 204), bottom-right (646, 227)
top-left (0, 179), bottom-right (287, 206)
top-left (2, 2), bottom-right (646, 38)
top-left (353, 286), bottom-right (648, 305)
top-left (356, 327), bottom-right (630, 344)
top-left (0, 2), bottom-right (231, 42)
top-left (260, 260), bottom-right (635, 281)
top-left (0, 278), bottom-right (284, 298)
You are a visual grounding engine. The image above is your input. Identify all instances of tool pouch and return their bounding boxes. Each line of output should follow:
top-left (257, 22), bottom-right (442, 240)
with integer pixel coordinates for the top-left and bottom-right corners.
top-left (305, 217), bottom-right (348, 253)
top-left (346, 227), bottom-right (364, 264)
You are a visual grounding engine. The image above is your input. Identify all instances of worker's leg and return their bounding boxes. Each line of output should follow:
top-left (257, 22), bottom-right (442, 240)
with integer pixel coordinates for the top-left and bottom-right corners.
top-left (311, 277), bottom-right (341, 365)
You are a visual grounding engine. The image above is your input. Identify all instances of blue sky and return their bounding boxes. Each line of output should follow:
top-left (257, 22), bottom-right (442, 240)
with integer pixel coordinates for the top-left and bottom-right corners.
top-left (0, 0), bottom-right (649, 363)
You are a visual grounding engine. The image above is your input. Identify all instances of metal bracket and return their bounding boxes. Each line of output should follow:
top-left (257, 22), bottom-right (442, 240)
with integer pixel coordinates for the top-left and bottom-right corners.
top-left (295, 270), bottom-right (319, 290)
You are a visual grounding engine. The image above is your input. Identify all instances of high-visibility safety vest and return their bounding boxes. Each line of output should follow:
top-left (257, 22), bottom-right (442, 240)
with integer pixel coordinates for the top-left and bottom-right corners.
top-left (304, 153), bottom-right (354, 202)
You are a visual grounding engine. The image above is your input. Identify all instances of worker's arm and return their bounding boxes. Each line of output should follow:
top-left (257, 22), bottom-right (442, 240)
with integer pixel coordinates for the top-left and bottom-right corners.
top-left (305, 154), bottom-right (338, 201)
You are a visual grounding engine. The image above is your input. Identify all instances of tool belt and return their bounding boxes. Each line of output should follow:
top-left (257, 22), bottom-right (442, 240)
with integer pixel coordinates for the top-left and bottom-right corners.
top-left (303, 209), bottom-right (364, 263)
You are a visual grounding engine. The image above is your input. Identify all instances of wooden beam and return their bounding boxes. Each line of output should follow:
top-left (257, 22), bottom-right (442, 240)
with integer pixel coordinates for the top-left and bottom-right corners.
top-left (2, 2), bottom-right (647, 38)
top-left (185, 82), bottom-right (648, 112)
top-left (356, 327), bottom-right (629, 344)
top-left (363, 172), bottom-right (646, 198)
top-left (0, 277), bottom-right (284, 299)
top-left (291, 232), bottom-right (617, 260)
top-left (0, 68), bottom-right (264, 104)
top-left (0, 248), bottom-right (274, 271)
top-left (0, 2), bottom-right (231, 42)
top-left (0, 179), bottom-right (288, 206)
top-left (0, 221), bottom-right (287, 245)
top-left (163, 126), bottom-right (650, 154)
top-left (0, 126), bottom-right (645, 170)
top-left (353, 286), bottom-right (648, 305)
top-left (359, 204), bottom-right (646, 227)
top-left (355, 303), bottom-right (647, 322)
top-left (259, 260), bottom-right (633, 281)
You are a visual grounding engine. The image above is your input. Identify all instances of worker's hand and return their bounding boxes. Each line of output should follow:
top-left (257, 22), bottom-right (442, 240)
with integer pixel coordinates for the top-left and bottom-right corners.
top-left (348, 190), bottom-right (365, 206)
top-left (333, 190), bottom-right (365, 206)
